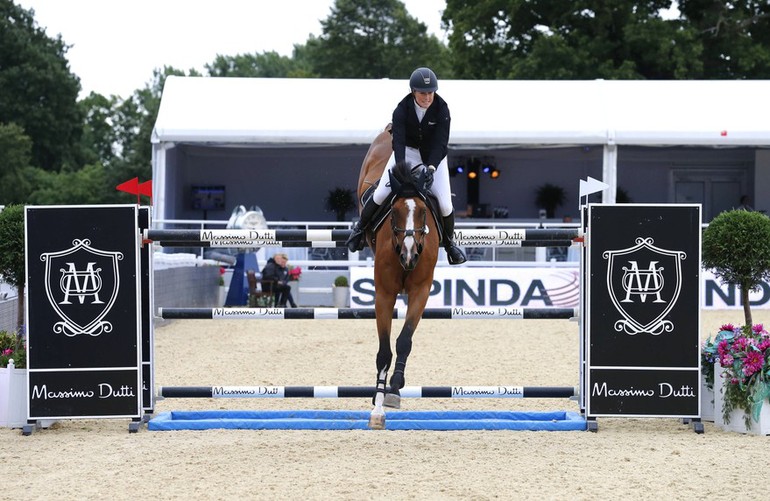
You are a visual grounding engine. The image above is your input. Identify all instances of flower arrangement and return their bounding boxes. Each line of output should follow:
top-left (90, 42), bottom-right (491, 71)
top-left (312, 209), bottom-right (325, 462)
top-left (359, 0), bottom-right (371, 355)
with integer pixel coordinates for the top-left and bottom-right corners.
top-left (712, 323), bottom-right (770, 427)
top-left (0, 328), bottom-right (26, 369)
top-left (288, 266), bottom-right (302, 282)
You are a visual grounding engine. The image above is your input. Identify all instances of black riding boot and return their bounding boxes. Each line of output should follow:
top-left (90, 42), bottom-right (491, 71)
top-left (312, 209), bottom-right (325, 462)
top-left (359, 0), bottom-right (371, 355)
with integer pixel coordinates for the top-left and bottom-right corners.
top-left (346, 198), bottom-right (381, 252)
top-left (442, 212), bottom-right (467, 265)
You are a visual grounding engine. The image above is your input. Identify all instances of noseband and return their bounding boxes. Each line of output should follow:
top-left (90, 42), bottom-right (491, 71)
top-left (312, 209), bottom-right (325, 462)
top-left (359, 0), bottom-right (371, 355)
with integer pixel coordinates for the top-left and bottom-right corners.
top-left (391, 203), bottom-right (429, 261)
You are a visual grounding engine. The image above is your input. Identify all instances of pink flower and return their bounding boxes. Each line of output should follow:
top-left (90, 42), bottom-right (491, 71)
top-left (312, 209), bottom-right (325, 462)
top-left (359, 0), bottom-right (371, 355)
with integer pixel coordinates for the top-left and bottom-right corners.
top-left (733, 337), bottom-right (750, 352)
top-left (717, 339), bottom-right (731, 356)
top-left (752, 324), bottom-right (765, 334)
top-left (2, 348), bottom-right (12, 356)
top-left (720, 323), bottom-right (735, 332)
top-left (743, 351), bottom-right (765, 376)
top-left (720, 354), bottom-right (734, 367)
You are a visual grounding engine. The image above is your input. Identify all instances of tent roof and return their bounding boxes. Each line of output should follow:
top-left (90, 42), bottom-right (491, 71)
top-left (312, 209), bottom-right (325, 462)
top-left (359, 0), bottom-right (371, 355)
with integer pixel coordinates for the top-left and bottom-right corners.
top-left (152, 76), bottom-right (770, 147)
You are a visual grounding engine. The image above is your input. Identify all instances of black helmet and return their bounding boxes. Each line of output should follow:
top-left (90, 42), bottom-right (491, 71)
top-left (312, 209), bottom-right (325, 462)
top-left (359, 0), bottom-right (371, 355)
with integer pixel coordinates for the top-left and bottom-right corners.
top-left (409, 67), bottom-right (438, 92)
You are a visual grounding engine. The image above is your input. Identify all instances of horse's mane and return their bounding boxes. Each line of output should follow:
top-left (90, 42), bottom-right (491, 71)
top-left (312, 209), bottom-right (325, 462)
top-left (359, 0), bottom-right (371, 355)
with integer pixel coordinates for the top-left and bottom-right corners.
top-left (389, 161), bottom-right (428, 198)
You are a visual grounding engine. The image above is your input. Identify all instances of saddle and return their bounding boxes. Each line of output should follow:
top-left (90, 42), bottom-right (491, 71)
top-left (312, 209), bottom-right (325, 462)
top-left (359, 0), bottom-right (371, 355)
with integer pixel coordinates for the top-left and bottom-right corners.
top-left (360, 166), bottom-right (444, 246)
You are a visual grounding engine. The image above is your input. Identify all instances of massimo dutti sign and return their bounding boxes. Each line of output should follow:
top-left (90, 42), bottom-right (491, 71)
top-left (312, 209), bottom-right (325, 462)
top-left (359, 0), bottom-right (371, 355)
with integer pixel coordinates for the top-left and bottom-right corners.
top-left (585, 204), bottom-right (701, 418)
top-left (25, 205), bottom-right (142, 420)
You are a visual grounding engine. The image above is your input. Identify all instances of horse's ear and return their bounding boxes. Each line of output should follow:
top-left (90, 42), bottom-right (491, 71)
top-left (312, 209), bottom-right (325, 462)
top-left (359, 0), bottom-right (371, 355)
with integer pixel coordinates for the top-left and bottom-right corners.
top-left (388, 169), bottom-right (403, 194)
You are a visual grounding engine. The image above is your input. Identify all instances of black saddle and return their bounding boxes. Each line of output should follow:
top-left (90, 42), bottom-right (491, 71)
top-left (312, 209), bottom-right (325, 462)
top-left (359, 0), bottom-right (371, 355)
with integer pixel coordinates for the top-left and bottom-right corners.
top-left (360, 163), bottom-right (443, 245)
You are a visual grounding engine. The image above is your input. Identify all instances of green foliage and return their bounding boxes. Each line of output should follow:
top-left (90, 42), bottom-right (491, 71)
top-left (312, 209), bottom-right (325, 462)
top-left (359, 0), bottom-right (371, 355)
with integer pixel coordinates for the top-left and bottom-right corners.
top-left (535, 183), bottom-right (566, 218)
top-left (0, 123), bottom-right (34, 204)
top-left (24, 164), bottom-right (109, 205)
top-left (0, 0), bottom-right (84, 171)
top-left (325, 187), bottom-right (357, 221)
top-left (679, 0), bottom-right (770, 78)
top-left (0, 329), bottom-right (25, 369)
top-left (306, 0), bottom-right (452, 78)
top-left (702, 210), bottom-right (770, 325)
top-left (444, 0), bottom-right (704, 79)
top-left (334, 275), bottom-right (349, 287)
top-left (206, 51), bottom-right (312, 78)
top-left (0, 205), bottom-right (25, 290)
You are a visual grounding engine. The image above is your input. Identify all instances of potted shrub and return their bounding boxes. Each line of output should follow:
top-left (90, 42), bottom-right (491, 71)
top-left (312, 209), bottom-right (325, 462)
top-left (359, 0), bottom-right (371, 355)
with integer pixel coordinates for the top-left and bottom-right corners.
top-left (333, 275), bottom-right (349, 308)
top-left (0, 205), bottom-right (29, 427)
top-left (0, 329), bottom-right (27, 427)
top-left (702, 209), bottom-right (770, 433)
top-left (0, 204), bottom-right (25, 332)
top-left (535, 183), bottom-right (565, 218)
top-left (325, 187), bottom-right (357, 222)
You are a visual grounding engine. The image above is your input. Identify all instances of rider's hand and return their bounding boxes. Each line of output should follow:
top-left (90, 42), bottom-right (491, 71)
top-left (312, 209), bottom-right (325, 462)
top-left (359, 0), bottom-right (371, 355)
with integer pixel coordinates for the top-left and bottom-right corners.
top-left (425, 165), bottom-right (435, 189)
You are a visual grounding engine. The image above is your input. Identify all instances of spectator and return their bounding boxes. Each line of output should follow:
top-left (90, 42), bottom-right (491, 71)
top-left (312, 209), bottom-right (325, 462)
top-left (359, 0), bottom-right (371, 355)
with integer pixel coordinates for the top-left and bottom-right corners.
top-left (260, 253), bottom-right (297, 307)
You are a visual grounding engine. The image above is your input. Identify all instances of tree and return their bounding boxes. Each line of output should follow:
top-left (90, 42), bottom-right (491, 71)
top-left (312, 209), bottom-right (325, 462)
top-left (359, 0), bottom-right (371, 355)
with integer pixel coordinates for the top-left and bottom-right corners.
top-left (0, 1), bottom-right (84, 171)
top-left (0, 205), bottom-right (26, 331)
top-left (679, 0), bottom-right (770, 78)
top-left (702, 210), bottom-right (770, 326)
top-left (443, 0), bottom-right (702, 79)
top-left (0, 123), bottom-right (33, 204)
top-left (24, 164), bottom-right (109, 205)
top-left (306, 0), bottom-right (452, 79)
top-left (206, 51), bottom-right (313, 78)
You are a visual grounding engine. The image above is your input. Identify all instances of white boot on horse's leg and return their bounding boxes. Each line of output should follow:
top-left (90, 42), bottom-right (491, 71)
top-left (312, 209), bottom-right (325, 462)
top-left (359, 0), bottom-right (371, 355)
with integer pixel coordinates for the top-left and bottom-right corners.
top-left (369, 389), bottom-right (387, 430)
top-left (368, 372), bottom-right (388, 430)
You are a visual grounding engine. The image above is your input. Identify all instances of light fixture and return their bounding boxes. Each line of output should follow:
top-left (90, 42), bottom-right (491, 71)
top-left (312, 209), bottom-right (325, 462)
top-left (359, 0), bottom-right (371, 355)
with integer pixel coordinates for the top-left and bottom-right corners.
top-left (467, 158), bottom-right (479, 179)
top-left (480, 156), bottom-right (499, 179)
top-left (450, 157), bottom-right (465, 177)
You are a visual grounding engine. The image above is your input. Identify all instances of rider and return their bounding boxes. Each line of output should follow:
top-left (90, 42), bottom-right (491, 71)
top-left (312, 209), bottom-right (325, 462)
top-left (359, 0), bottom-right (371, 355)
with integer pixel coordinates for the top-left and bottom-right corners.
top-left (345, 67), bottom-right (467, 265)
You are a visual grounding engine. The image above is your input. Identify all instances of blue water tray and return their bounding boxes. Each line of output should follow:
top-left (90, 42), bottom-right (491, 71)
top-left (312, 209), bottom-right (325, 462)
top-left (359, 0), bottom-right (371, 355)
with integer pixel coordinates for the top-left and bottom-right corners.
top-left (148, 409), bottom-right (587, 431)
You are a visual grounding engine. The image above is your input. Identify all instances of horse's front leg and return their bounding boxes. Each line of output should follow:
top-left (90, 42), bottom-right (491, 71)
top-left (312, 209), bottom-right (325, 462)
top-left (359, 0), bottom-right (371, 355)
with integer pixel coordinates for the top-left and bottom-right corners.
top-left (385, 288), bottom-right (430, 409)
top-left (369, 295), bottom-right (396, 429)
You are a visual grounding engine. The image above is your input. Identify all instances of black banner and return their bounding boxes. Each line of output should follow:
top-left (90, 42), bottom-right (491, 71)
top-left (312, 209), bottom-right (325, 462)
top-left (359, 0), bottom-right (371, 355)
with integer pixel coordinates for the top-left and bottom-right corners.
top-left (586, 204), bottom-right (700, 418)
top-left (139, 207), bottom-right (154, 412)
top-left (25, 205), bottom-right (141, 420)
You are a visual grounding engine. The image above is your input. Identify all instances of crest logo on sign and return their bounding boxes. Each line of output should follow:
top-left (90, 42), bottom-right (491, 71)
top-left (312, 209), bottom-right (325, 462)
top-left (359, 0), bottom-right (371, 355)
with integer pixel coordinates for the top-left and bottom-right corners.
top-left (41, 239), bottom-right (123, 337)
top-left (603, 237), bottom-right (686, 336)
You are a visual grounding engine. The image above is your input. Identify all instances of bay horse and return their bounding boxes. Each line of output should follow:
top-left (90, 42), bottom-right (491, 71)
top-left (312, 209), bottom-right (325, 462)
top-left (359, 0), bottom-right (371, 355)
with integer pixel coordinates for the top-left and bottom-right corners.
top-left (356, 125), bottom-right (440, 429)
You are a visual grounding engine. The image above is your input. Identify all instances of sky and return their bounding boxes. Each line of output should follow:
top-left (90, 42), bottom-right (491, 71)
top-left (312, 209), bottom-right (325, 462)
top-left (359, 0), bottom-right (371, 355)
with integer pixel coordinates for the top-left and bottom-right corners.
top-left (16, 0), bottom-right (448, 99)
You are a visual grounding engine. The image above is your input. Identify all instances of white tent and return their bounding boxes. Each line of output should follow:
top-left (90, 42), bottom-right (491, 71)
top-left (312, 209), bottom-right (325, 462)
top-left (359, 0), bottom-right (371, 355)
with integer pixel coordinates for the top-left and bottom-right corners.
top-left (152, 76), bottom-right (770, 221)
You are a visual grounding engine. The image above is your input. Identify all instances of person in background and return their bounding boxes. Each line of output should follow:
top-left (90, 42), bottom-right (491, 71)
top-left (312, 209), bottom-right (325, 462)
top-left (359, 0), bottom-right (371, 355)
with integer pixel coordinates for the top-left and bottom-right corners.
top-left (737, 195), bottom-right (754, 211)
top-left (345, 67), bottom-right (466, 265)
top-left (260, 253), bottom-right (297, 307)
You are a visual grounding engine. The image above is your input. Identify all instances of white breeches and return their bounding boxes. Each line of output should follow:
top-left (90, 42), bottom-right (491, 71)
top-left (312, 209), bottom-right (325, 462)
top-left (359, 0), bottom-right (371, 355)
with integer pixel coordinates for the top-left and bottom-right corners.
top-left (372, 147), bottom-right (454, 217)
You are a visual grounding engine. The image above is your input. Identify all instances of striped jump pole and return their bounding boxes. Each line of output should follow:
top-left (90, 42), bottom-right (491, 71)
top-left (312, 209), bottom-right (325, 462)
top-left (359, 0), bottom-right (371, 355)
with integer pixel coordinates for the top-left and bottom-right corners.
top-left (144, 228), bottom-right (581, 248)
top-left (153, 239), bottom-right (577, 248)
top-left (158, 385), bottom-right (578, 399)
top-left (158, 306), bottom-right (579, 320)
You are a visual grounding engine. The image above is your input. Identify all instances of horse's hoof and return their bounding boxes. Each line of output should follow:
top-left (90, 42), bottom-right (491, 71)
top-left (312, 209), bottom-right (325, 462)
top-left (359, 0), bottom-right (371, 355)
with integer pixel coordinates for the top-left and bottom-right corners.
top-left (383, 393), bottom-right (401, 409)
top-left (368, 413), bottom-right (386, 430)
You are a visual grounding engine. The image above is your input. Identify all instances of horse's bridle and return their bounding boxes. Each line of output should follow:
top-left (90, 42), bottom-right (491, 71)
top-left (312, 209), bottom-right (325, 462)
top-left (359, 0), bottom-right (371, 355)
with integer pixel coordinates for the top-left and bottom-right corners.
top-left (391, 204), bottom-right (429, 258)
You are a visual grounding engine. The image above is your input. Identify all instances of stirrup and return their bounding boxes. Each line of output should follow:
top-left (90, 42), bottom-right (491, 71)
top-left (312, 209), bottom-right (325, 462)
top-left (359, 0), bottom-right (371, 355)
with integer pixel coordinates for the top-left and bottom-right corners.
top-left (346, 224), bottom-right (365, 252)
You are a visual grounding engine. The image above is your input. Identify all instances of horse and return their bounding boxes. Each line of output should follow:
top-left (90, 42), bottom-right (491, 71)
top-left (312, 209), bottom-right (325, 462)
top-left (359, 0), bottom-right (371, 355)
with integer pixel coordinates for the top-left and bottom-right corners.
top-left (356, 125), bottom-right (440, 429)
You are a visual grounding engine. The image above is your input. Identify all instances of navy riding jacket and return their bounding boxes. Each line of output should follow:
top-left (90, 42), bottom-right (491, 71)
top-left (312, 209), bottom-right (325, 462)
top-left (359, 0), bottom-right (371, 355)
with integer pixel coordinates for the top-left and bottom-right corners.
top-left (391, 92), bottom-right (451, 169)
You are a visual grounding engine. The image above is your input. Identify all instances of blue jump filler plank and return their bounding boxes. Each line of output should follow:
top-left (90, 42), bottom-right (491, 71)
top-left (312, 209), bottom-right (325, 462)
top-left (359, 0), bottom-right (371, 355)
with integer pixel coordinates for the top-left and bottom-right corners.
top-left (148, 409), bottom-right (587, 431)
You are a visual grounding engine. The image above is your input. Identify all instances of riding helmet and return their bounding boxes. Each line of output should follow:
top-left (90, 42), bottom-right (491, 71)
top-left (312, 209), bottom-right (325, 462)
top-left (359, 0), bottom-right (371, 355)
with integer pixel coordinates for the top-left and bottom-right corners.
top-left (409, 67), bottom-right (438, 92)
